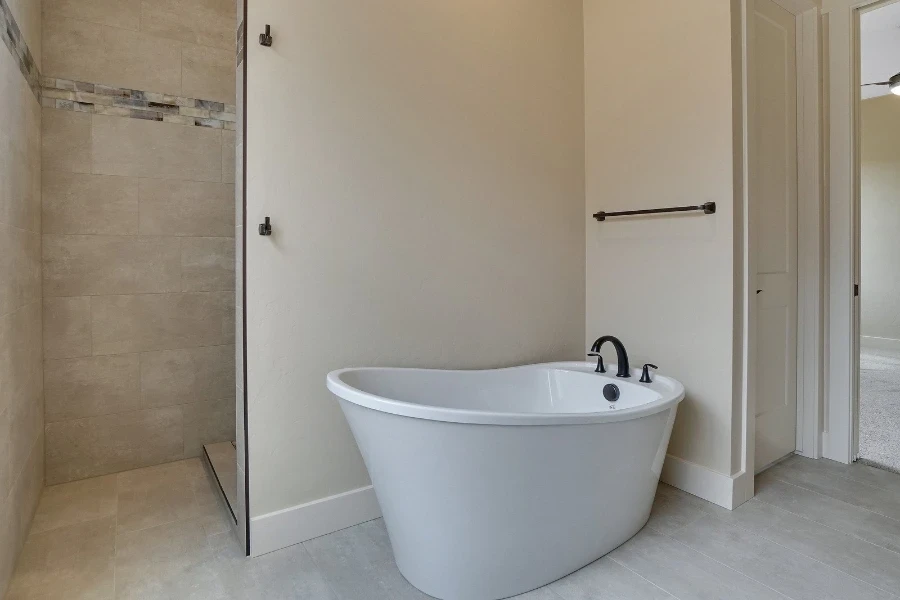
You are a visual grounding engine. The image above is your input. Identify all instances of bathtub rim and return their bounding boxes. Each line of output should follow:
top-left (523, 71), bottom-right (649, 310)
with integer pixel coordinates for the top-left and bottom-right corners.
top-left (327, 361), bottom-right (684, 426)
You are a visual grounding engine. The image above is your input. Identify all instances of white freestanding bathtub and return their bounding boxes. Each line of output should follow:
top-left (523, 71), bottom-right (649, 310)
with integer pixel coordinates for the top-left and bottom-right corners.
top-left (326, 362), bottom-right (685, 600)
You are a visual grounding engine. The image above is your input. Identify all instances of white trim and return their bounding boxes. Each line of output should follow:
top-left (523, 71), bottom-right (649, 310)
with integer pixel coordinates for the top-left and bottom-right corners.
top-left (249, 485), bottom-right (382, 557)
top-left (860, 335), bottom-right (900, 352)
top-left (796, 6), bottom-right (824, 459)
top-left (660, 455), bottom-right (753, 510)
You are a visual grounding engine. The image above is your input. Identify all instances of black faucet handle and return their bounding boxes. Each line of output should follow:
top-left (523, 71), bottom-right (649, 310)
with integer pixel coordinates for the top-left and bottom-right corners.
top-left (587, 353), bottom-right (605, 373)
top-left (639, 363), bottom-right (658, 383)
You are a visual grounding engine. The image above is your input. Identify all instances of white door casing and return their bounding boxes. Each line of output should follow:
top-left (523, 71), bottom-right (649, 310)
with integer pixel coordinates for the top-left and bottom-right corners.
top-left (749, 0), bottom-right (801, 472)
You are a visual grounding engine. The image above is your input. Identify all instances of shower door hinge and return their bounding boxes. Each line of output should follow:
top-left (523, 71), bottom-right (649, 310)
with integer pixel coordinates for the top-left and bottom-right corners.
top-left (854, 283), bottom-right (859, 297)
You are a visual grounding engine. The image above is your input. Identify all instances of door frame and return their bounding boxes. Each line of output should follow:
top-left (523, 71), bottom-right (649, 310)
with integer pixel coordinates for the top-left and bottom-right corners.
top-left (743, 0), bottom-right (824, 479)
top-left (822, 0), bottom-right (900, 464)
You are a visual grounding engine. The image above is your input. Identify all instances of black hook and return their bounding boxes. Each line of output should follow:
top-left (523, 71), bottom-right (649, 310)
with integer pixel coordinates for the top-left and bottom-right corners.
top-left (258, 216), bottom-right (272, 236)
top-left (259, 24), bottom-right (273, 47)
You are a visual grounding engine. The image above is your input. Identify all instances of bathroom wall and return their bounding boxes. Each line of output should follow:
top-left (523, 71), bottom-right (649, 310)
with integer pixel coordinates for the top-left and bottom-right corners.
top-left (245, 0), bottom-right (586, 538)
top-left (584, 0), bottom-right (741, 477)
top-left (40, 0), bottom-right (237, 484)
top-left (0, 0), bottom-right (43, 594)
top-left (860, 95), bottom-right (900, 346)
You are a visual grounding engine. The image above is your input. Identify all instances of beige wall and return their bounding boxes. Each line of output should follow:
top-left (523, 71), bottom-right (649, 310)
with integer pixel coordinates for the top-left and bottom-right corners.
top-left (584, 0), bottom-right (740, 476)
top-left (40, 0), bottom-right (237, 484)
top-left (245, 0), bottom-right (586, 518)
top-left (861, 95), bottom-right (900, 341)
top-left (0, 0), bottom-right (43, 594)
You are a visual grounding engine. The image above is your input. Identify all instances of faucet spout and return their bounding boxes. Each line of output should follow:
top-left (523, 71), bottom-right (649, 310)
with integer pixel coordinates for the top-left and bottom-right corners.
top-left (589, 335), bottom-right (631, 378)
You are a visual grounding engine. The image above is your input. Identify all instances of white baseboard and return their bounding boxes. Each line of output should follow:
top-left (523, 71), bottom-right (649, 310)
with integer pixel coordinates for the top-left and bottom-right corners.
top-left (660, 454), bottom-right (752, 510)
top-left (860, 335), bottom-right (900, 352)
top-left (250, 485), bottom-right (382, 557)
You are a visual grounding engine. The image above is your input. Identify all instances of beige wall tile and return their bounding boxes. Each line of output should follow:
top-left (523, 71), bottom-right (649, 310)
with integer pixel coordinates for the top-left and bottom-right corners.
top-left (0, 302), bottom-right (43, 469)
top-left (44, 0), bottom-right (141, 31)
top-left (182, 398), bottom-right (234, 458)
top-left (45, 407), bottom-right (183, 484)
top-left (182, 43), bottom-right (235, 105)
top-left (43, 235), bottom-right (183, 297)
top-left (42, 108), bottom-right (91, 174)
top-left (181, 237), bottom-right (234, 292)
top-left (0, 58), bottom-right (41, 233)
top-left (138, 179), bottom-right (234, 236)
top-left (91, 292), bottom-right (235, 355)
top-left (7, 516), bottom-right (115, 598)
top-left (140, 0), bottom-right (234, 50)
top-left (30, 474), bottom-right (118, 535)
top-left (43, 296), bottom-right (92, 359)
top-left (0, 225), bottom-right (41, 318)
top-left (0, 407), bottom-right (10, 503)
top-left (45, 354), bottom-right (140, 423)
top-left (140, 344), bottom-right (235, 408)
top-left (222, 129), bottom-right (235, 184)
top-left (43, 172), bottom-right (140, 235)
top-left (43, 15), bottom-right (182, 95)
top-left (6, 0), bottom-right (42, 69)
top-left (9, 432), bottom-right (43, 555)
top-left (92, 114), bottom-right (223, 181)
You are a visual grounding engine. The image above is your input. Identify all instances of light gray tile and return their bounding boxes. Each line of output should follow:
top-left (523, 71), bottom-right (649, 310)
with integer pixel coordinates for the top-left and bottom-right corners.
top-left (43, 235), bottom-right (182, 297)
top-left (182, 398), bottom-right (235, 458)
top-left (116, 460), bottom-right (203, 534)
top-left (645, 483), bottom-right (714, 535)
top-left (43, 0), bottom-right (141, 30)
top-left (91, 292), bottom-right (234, 355)
top-left (43, 14), bottom-right (182, 95)
top-left (181, 43), bottom-right (235, 105)
top-left (303, 518), bottom-right (432, 600)
top-left (217, 542), bottom-right (337, 600)
top-left (41, 107), bottom-right (91, 174)
top-left (673, 514), bottom-right (896, 600)
top-left (222, 130), bottom-right (235, 184)
top-left (30, 474), bottom-right (118, 535)
top-left (755, 472), bottom-right (900, 554)
top-left (42, 171), bottom-right (140, 235)
top-left (138, 179), bottom-right (234, 237)
top-left (0, 224), bottom-right (41, 317)
top-left (45, 354), bottom-right (140, 422)
top-left (611, 526), bottom-right (788, 600)
top-left (92, 115), bottom-right (223, 182)
top-left (45, 407), bottom-right (183, 484)
top-left (140, 0), bottom-right (235, 50)
top-left (140, 344), bottom-right (235, 408)
top-left (43, 296), bottom-right (92, 359)
top-left (7, 516), bottom-right (116, 599)
top-left (181, 237), bottom-right (234, 292)
top-left (550, 556), bottom-right (672, 600)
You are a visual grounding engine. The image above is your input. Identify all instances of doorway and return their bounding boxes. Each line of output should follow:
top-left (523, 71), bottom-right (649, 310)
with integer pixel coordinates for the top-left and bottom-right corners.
top-left (856, 0), bottom-right (900, 473)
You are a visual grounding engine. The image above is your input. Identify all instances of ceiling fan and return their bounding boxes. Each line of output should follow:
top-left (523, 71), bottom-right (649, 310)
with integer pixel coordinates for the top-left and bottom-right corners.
top-left (862, 71), bottom-right (900, 96)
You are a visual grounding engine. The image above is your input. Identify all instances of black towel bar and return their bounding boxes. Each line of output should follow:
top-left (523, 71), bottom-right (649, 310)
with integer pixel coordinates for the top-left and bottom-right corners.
top-left (592, 202), bottom-right (716, 222)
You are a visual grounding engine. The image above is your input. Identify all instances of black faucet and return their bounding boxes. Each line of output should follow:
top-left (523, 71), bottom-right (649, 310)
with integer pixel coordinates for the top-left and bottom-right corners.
top-left (590, 335), bottom-right (631, 378)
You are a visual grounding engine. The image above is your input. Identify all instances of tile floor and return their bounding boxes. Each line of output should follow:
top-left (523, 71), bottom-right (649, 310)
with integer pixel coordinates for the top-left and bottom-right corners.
top-left (6, 454), bottom-right (900, 600)
top-left (859, 347), bottom-right (900, 473)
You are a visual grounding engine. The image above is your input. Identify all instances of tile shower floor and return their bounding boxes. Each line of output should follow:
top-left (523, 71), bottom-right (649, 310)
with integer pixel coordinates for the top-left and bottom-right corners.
top-left (7, 455), bottom-right (900, 599)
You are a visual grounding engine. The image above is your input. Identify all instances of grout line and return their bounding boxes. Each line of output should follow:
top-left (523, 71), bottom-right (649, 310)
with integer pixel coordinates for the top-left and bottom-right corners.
top-left (606, 555), bottom-right (682, 600)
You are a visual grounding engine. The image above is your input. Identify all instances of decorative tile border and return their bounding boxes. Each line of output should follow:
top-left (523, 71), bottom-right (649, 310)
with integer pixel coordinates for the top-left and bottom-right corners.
top-left (237, 20), bottom-right (245, 67)
top-left (41, 78), bottom-right (237, 130)
top-left (0, 0), bottom-right (41, 100)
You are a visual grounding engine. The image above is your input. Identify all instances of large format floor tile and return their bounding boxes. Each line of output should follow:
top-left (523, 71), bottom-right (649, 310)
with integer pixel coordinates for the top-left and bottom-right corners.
top-left (7, 455), bottom-right (900, 600)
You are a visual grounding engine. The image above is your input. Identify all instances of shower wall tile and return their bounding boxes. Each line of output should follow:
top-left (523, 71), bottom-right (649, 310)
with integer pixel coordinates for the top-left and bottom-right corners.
top-left (182, 398), bottom-right (235, 458)
top-left (91, 114), bottom-right (223, 181)
top-left (4, 301), bottom-right (43, 472)
top-left (45, 407), bottom-right (184, 484)
top-left (41, 108), bottom-right (91, 173)
top-left (43, 296), bottom-right (92, 359)
top-left (140, 0), bottom-right (234, 50)
top-left (181, 237), bottom-right (235, 292)
top-left (182, 43), bottom-right (235, 105)
top-left (138, 179), bottom-right (234, 237)
top-left (44, 354), bottom-right (140, 422)
top-left (42, 171), bottom-right (140, 235)
top-left (5, 0), bottom-right (41, 69)
top-left (140, 344), bottom-right (235, 408)
top-left (43, 0), bottom-right (141, 31)
top-left (43, 14), bottom-right (182, 95)
top-left (0, 224), bottom-right (41, 317)
top-left (0, 74), bottom-right (41, 232)
top-left (43, 235), bottom-right (183, 297)
top-left (222, 129), bottom-right (235, 184)
top-left (90, 292), bottom-right (234, 355)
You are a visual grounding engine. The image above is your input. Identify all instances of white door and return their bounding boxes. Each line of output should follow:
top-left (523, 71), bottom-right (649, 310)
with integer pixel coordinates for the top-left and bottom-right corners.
top-left (749, 0), bottom-right (799, 472)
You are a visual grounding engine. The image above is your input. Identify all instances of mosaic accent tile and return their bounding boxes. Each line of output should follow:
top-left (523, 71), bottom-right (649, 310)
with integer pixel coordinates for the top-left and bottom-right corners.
top-left (236, 20), bottom-right (245, 67)
top-left (42, 77), bottom-right (236, 130)
top-left (0, 0), bottom-right (41, 100)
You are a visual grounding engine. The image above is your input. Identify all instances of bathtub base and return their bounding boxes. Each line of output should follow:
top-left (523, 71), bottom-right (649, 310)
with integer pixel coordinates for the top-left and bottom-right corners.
top-left (339, 400), bottom-right (677, 600)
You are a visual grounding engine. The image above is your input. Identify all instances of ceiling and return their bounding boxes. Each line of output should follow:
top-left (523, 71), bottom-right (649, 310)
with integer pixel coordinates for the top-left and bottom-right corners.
top-left (861, 2), bottom-right (900, 99)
